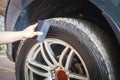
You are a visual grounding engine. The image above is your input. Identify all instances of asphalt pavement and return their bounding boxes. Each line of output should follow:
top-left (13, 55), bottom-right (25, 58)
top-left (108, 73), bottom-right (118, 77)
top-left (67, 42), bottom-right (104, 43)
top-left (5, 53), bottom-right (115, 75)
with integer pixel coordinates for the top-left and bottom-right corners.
top-left (0, 50), bottom-right (16, 80)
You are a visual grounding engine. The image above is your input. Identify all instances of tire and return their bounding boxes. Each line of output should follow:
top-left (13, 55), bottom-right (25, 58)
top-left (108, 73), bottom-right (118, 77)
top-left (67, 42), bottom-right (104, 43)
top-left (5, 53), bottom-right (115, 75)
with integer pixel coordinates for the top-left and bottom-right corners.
top-left (16, 18), bottom-right (116, 80)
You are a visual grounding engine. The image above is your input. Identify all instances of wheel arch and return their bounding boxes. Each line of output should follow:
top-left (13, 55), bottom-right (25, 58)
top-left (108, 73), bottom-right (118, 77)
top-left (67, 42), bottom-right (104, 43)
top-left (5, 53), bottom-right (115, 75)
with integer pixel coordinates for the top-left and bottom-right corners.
top-left (5, 0), bottom-right (120, 61)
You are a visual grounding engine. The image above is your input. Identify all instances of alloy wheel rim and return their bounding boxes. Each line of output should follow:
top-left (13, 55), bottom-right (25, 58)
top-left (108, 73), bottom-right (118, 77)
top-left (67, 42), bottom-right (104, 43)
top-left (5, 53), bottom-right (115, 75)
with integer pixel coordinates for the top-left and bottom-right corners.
top-left (25, 38), bottom-right (90, 80)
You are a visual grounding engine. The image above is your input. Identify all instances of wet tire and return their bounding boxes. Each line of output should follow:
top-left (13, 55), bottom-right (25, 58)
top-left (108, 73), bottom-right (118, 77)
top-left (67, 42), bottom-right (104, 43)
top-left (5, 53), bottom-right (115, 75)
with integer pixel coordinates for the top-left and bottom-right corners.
top-left (16, 18), bottom-right (117, 80)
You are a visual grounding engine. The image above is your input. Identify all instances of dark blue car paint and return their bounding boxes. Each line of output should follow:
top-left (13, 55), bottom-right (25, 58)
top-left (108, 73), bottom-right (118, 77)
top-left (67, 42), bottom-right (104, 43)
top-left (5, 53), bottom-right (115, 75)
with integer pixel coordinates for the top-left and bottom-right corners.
top-left (5, 0), bottom-right (120, 61)
top-left (90, 0), bottom-right (120, 45)
top-left (5, 0), bottom-right (120, 42)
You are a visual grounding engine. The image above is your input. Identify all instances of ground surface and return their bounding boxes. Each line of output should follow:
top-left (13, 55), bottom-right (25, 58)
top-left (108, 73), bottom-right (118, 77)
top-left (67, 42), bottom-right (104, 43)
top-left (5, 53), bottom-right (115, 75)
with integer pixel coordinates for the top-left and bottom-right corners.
top-left (0, 51), bottom-right (16, 80)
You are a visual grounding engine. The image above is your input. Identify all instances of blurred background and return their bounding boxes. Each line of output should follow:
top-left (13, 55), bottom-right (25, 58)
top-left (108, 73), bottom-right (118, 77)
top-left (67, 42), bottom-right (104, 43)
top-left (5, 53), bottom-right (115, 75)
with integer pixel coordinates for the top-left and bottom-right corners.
top-left (0, 0), bottom-right (16, 80)
top-left (0, 0), bottom-right (7, 16)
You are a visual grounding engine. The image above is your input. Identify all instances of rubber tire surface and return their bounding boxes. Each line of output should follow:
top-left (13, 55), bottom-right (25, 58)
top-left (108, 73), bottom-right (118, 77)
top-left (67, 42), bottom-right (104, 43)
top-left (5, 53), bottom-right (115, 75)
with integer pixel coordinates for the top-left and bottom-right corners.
top-left (16, 18), bottom-right (115, 80)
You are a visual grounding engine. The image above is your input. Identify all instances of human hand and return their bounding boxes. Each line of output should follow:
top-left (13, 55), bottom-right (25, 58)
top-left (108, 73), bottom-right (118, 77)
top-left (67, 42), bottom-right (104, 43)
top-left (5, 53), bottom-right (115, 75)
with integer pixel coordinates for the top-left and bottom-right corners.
top-left (21, 23), bottom-right (43, 40)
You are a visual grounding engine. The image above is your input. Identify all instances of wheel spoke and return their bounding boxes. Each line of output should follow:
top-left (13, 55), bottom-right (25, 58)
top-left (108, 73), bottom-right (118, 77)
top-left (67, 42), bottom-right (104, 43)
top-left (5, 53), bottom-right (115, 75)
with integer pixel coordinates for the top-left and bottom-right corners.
top-left (28, 60), bottom-right (50, 71)
top-left (40, 43), bottom-right (56, 68)
top-left (44, 41), bottom-right (58, 65)
top-left (25, 67), bottom-right (29, 80)
top-left (26, 64), bottom-right (51, 77)
top-left (30, 71), bottom-right (33, 80)
top-left (68, 72), bottom-right (88, 80)
top-left (32, 46), bottom-right (41, 60)
top-left (65, 50), bottom-right (74, 71)
top-left (44, 76), bottom-right (53, 80)
top-left (59, 46), bottom-right (69, 67)
top-left (26, 42), bottom-right (41, 61)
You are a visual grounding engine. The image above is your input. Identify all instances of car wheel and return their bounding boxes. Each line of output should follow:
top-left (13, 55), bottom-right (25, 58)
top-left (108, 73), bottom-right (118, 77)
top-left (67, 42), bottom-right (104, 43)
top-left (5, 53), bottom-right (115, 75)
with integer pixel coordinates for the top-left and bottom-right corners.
top-left (16, 18), bottom-right (116, 80)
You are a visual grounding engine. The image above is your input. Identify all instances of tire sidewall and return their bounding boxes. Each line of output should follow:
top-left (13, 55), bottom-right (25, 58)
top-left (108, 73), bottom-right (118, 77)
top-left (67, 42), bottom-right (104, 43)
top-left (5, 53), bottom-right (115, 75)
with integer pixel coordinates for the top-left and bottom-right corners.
top-left (16, 18), bottom-right (109, 80)
top-left (47, 19), bottom-right (108, 80)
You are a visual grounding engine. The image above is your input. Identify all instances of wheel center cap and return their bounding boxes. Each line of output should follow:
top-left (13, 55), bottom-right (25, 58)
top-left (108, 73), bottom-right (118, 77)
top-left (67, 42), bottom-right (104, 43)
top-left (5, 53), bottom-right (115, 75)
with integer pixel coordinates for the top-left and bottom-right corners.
top-left (56, 70), bottom-right (68, 80)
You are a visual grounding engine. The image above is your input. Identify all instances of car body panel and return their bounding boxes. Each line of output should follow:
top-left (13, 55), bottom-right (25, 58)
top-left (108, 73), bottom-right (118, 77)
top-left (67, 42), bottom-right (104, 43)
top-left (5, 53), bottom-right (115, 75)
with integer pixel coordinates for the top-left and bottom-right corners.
top-left (90, 0), bottom-right (120, 45)
top-left (5, 0), bottom-right (120, 61)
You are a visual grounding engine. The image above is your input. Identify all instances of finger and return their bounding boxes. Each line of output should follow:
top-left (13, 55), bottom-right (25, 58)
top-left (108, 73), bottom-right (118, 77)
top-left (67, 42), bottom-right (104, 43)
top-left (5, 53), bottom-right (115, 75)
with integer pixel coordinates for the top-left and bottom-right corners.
top-left (34, 32), bottom-right (43, 36)
top-left (33, 23), bottom-right (38, 28)
top-left (30, 23), bottom-right (38, 29)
